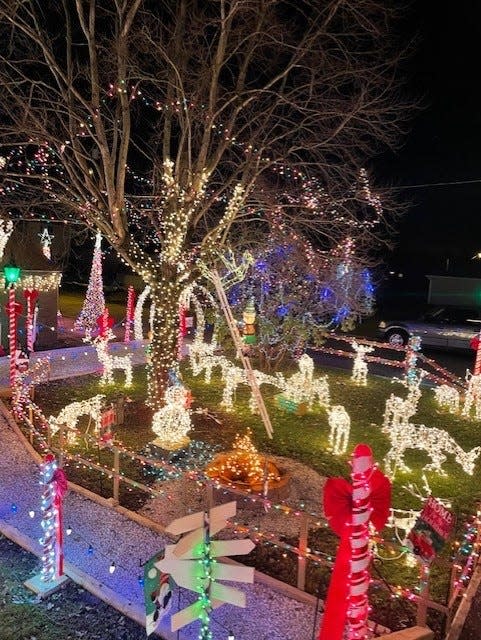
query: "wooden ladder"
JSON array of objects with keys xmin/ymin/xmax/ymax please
[{"xmin": 210, "ymin": 270, "xmax": 274, "ymax": 439}]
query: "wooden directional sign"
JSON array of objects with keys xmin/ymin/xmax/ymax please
[{"xmin": 156, "ymin": 501, "xmax": 255, "ymax": 634}]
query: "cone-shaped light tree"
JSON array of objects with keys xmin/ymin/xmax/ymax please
[
  {"xmin": 0, "ymin": 1, "xmax": 414, "ymax": 408},
  {"xmin": 75, "ymin": 233, "xmax": 106, "ymax": 334}
]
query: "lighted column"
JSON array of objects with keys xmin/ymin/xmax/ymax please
[
  {"xmin": 3, "ymin": 262, "xmax": 21, "ymax": 390},
  {"xmin": 24, "ymin": 289, "xmax": 39, "ymax": 354}
]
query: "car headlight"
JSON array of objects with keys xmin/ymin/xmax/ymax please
[{"xmin": 378, "ymin": 321, "xmax": 386, "ymax": 329}]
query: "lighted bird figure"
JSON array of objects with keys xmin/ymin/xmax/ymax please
[{"xmin": 241, "ymin": 298, "xmax": 257, "ymax": 345}]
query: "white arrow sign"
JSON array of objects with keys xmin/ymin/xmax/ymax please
[{"xmin": 156, "ymin": 501, "xmax": 255, "ymax": 634}]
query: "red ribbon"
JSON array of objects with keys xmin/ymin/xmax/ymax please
[
  {"xmin": 23, "ymin": 289, "xmax": 39, "ymax": 304},
  {"xmin": 318, "ymin": 469, "xmax": 390, "ymax": 640}
]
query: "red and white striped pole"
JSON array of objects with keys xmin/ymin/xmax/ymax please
[
  {"xmin": 8, "ymin": 286, "xmax": 17, "ymax": 390},
  {"xmin": 39, "ymin": 454, "xmax": 68, "ymax": 582},
  {"xmin": 347, "ymin": 444, "xmax": 374, "ymax": 640},
  {"xmin": 474, "ymin": 329, "xmax": 481, "ymax": 375},
  {"xmin": 24, "ymin": 289, "xmax": 39, "ymax": 354}
]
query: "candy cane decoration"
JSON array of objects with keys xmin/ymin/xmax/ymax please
[
  {"xmin": 177, "ymin": 303, "xmax": 187, "ymax": 360},
  {"xmin": 8, "ymin": 287, "xmax": 17, "ymax": 390},
  {"xmin": 124, "ymin": 286, "xmax": 135, "ymax": 343},
  {"xmin": 24, "ymin": 289, "xmax": 39, "ymax": 354},
  {"xmin": 39, "ymin": 454, "xmax": 68, "ymax": 582},
  {"xmin": 474, "ymin": 329, "xmax": 481, "ymax": 375},
  {"xmin": 347, "ymin": 445, "xmax": 374, "ymax": 639},
  {"xmin": 134, "ymin": 285, "xmax": 150, "ymax": 340}
]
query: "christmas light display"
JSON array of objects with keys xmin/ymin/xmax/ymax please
[
  {"xmin": 48, "ymin": 394, "xmax": 105, "ymax": 443},
  {"xmin": 23, "ymin": 289, "xmax": 39, "ymax": 353},
  {"xmin": 276, "ymin": 354, "xmax": 330, "ymax": 410},
  {"xmin": 0, "ymin": 219, "xmax": 13, "ymax": 259},
  {"xmin": 134, "ymin": 285, "xmax": 150, "ymax": 341},
  {"xmin": 434, "ymin": 384, "xmax": 460, "ymax": 413},
  {"xmin": 74, "ymin": 233, "xmax": 105, "ymax": 334},
  {"xmin": 382, "ymin": 420, "xmax": 481, "ymax": 477},
  {"xmin": 38, "ymin": 227, "xmax": 54, "ymax": 260},
  {"xmin": 404, "ymin": 335, "xmax": 422, "ymax": 385},
  {"xmin": 19, "ymin": 272, "xmax": 62, "ymax": 292},
  {"xmin": 124, "ymin": 285, "xmax": 135, "ymax": 343},
  {"xmin": 327, "ymin": 405, "xmax": 351, "ymax": 455},
  {"xmin": 462, "ymin": 370, "xmax": 481, "ymax": 419},
  {"xmin": 151, "ymin": 383, "xmax": 193, "ymax": 450},
  {"xmin": 38, "ymin": 454, "xmax": 68, "ymax": 582},
  {"xmin": 319, "ymin": 444, "xmax": 390, "ymax": 640},
  {"xmin": 350, "ymin": 341, "xmax": 374, "ymax": 386},
  {"xmin": 93, "ymin": 332, "xmax": 133, "ymax": 387},
  {"xmin": 220, "ymin": 363, "xmax": 279, "ymax": 413},
  {"xmin": 383, "ymin": 373, "xmax": 424, "ymax": 430}
]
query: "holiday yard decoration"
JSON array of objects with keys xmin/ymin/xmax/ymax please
[
  {"xmin": 151, "ymin": 381, "xmax": 193, "ymax": 450},
  {"xmin": 143, "ymin": 552, "xmax": 174, "ymax": 637},
  {"xmin": 275, "ymin": 353, "xmax": 330, "ymax": 413},
  {"xmin": 74, "ymin": 233, "xmax": 105, "ymax": 335},
  {"xmin": 241, "ymin": 298, "xmax": 257, "ymax": 345},
  {"xmin": 48, "ymin": 395, "xmax": 105, "ymax": 444},
  {"xmin": 38, "ymin": 227, "xmax": 54, "ymax": 260},
  {"xmin": 404, "ymin": 335, "xmax": 422, "ymax": 385},
  {"xmin": 0, "ymin": 218, "xmax": 13, "ymax": 259},
  {"xmin": 92, "ymin": 330, "xmax": 133, "ymax": 388},
  {"xmin": 350, "ymin": 340, "xmax": 374, "ymax": 386},
  {"xmin": 434, "ymin": 384, "xmax": 460, "ymax": 413},
  {"xmin": 124, "ymin": 285, "xmax": 136, "ymax": 343},
  {"xmin": 383, "ymin": 372, "xmax": 424, "ymax": 430},
  {"xmin": 406, "ymin": 496, "xmax": 455, "ymax": 565},
  {"xmin": 462, "ymin": 370, "xmax": 481, "ymax": 419},
  {"xmin": 319, "ymin": 444, "xmax": 390, "ymax": 640},
  {"xmin": 25, "ymin": 454, "xmax": 69, "ymax": 596},
  {"xmin": 134, "ymin": 285, "xmax": 150, "ymax": 341},
  {"xmin": 382, "ymin": 420, "xmax": 481, "ymax": 477},
  {"xmin": 156, "ymin": 502, "xmax": 255, "ymax": 639},
  {"xmin": 23, "ymin": 288, "xmax": 39, "ymax": 353},
  {"xmin": 327, "ymin": 405, "xmax": 351, "ymax": 455}
]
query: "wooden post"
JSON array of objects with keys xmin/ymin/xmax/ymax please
[
  {"xmin": 113, "ymin": 447, "xmax": 120, "ymax": 504},
  {"xmin": 58, "ymin": 425, "xmax": 65, "ymax": 467},
  {"xmin": 206, "ymin": 483, "xmax": 215, "ymax": 510},
  {"xmin": 297, "ymin": 512, "xmax": 309, "ymax": 591},
  {"xmin": 416, "ymin": 564, "xmax": 430, "ymax": 627}
]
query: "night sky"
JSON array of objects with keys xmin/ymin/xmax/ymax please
[{"xmin": 379, "ymin": 1, "xmax": 481, "ymax": 286}]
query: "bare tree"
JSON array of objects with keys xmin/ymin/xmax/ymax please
[{"xmin": 0, "ymin": 0, "xmax": 413, "ymax": 407}]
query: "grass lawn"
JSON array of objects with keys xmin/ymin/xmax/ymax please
[
  {"xmin": 29, "ymin": 356, "xmax": 481, "ymax": 637},
  {"xmin": 59, "ymin": 289, "xmax": 127, "ymax": 321}
]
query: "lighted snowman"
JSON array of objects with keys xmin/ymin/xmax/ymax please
[{"xmin": 151, "ymin": 383, "xmax": 193, "ymax": 450}]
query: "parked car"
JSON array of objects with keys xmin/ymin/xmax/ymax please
[{"xmin": 378, "ymin": 307, "xmax": 481, "ymax": 350}]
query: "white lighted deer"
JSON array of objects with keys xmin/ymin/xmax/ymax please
[
  {"xmin": 351, "ymin": 341, "xmax": 374, "ymax": 386},
  {"xmin": 220, "ymin": 364, "xmax": 279, "ymax": 412},
  {"xmin": 327, "ymin": 405, "xmax": 350, "ymax": 455},
  {"xmin": 93, "ymin": 332, "xmax": 133, "ymax": 387},
  {"xmin": 382, "ymin": 420, "xmax": 481, "ymax": 477},
  {"xmin": 462, "ymin": 370, "xmax": 481, "ymax": 419},
  {"xmin": 383, "ymin": 372, "xmax": 424, "ymax": 430},
  {"xmin": 276, "ymin": 354, "xmax": 330, "ymax": 409},
  {"xmin": 49, "ymin": 394, "xmax": 105, "ymax": 444},
  {"xmin": 434, "ymin": 384, "xmax": 460, "ymax": 413}
]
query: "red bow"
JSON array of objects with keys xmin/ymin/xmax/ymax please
[{"xmin": 23, "ymin": 289, "xmax": 39, "ymax": 305}]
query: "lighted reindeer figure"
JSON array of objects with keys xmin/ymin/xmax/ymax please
[
  {"xmin": 462, "ymin": 370, "xmax": 481, "ymax": 419},
  {"xmin": 276, "ymin": 354, "xmax": 330, "ymax": 409},
  {"xmin": 383, "ymin": 371, "xmax": 424, "ymax": 430},
  {"xmin": 49, "ymin": 394, "xmax": 105, "ymax": 444},
  {"xmin": 327, "ymin": 405, "xmax": 350, "ymax": 454},
  {"xmin": 351, "ymin": 340, "xmax": 374, "ymax": 386},
  {"xmin": 382, "ymin": 420, "xmax": 481, "ymax": 478},
  {"xmin": 434, "ymin": 384, "xmax": 460, "ymax": 414},
  {"xmin": 220, "ymin": 363, "xmax": 279, "ymax": 412},
  {"xmin": 92, "ymin": 330, "xmax": 133, "ymax": 387},
  {"xmin": 189, "ymin": 340, "xmax": 230, "ymax": 383}
]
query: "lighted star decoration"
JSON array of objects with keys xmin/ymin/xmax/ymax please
[{"xmin": 38, "ymin": 227, "xmax": 55, "ymax": 260}]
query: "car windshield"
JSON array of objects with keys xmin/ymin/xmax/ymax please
[{"xmin": 421, "ymin": 307, "xmax": 481, "ymax": 324}]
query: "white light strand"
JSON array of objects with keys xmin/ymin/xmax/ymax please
[
  {"xmin": 48, "ymin": 394, "xmax": 105, "ymax": 444},
  {"xmin": 351, "ymin": 341, "xmax": 374, "ymax": 386},
  {"xmin": 134, "ymin": 285, "xmax": 150, "ymax": 341},
  {"xmin": 434, "ymin": 384, "xmax": 460, "ymax": 414},
  {"xmin": 0, "ymin": 219, "xmax": 13, "ymax": 260},
  {"xmin": 151, "ymin": 384, "xmax": 192, "ymax": 449},
  {"xmin": 93, "ymin": 332, "xmax": 133, "ymax": 387},
  {"xmin": 327, "ymin": 405, "xmax": 350, "ymax": 455},
  {"xmin": 462, "ymin": 370, "xmax": 481, "ymax": 419}
]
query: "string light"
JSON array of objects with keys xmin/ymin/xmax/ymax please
[
  {"xmin": 462, "ymin": 370, "xmax": 481, "ymax": 419},
  {"xmin": 151, "ymin": 382, "xmax": 192, "ymax": 449},
  {"xmin": 0, "ymin": 219, "xmax": 13, "ymax": 259},
  {"xmin": 327, "ymin": 405, "xmax": 351, "ymax": 455},
  {"xmin": 383, "ymin": 373, "xmax": 424, "ymax": 431},
  {"xmin": 134, "ymin": 285, "xmax": 150, "ymax": 341},
  {"xmin": 48, "ymin": 395, "xmax": 105, "ymax": 443},
  {"xmin": 92, "ymin": 331, "xmax": 133, "ymax": 387},
  {"xmin": 38, "ymin": 227, "xmax": 54, "ymax": 260},
  {"xmin": 434, "ymin": 384, "xmax": 460, "ymax": 413},
  {"xmin": 351, "ymin": 341, "xmax": 374, "ymax": 386},
  {"xmin": 74, "ymin": 233, "xmax": 105, "ymax": 334},
  {"xmin": 275, "ymin": 354, "xmax": 330, "ymax": 412}
]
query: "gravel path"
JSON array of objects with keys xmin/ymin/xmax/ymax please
[{"xmin": 0, "ymin": 386, "xmax": 323, "ymax": 640}]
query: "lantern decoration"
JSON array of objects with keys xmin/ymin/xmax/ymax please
[
  {"xmin": 39, "ymin": 454, "xmax": 68, "ymax": 582},
  {"xmin": 124, "ymin": 285, "xmax": 135, "ymax": 343},
  {"xmin": 74, "ymin": 232, "xmax": 105, "ymax": 334},
  {"xmin": 318, "ymin": 444, "xmax": 390, "ymax": 640},
  {"xmin": 3, "ymin": 262, "xmax": 22, "ymax": 391},
  {"xmin": 23, "ymin": 289, "xmax": 39, "ymax": 353},
  {"xmin": 38, "ymin": 227, "xmax": 54, "ymax": 260},
  {"xmin": 241, "ymin": 298, "xmax": 257, "ymax": 345}
]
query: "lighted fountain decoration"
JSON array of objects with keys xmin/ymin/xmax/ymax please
[{"xmin": 205, "ymin": 429, "xmax": 289, "ymax": 496}]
